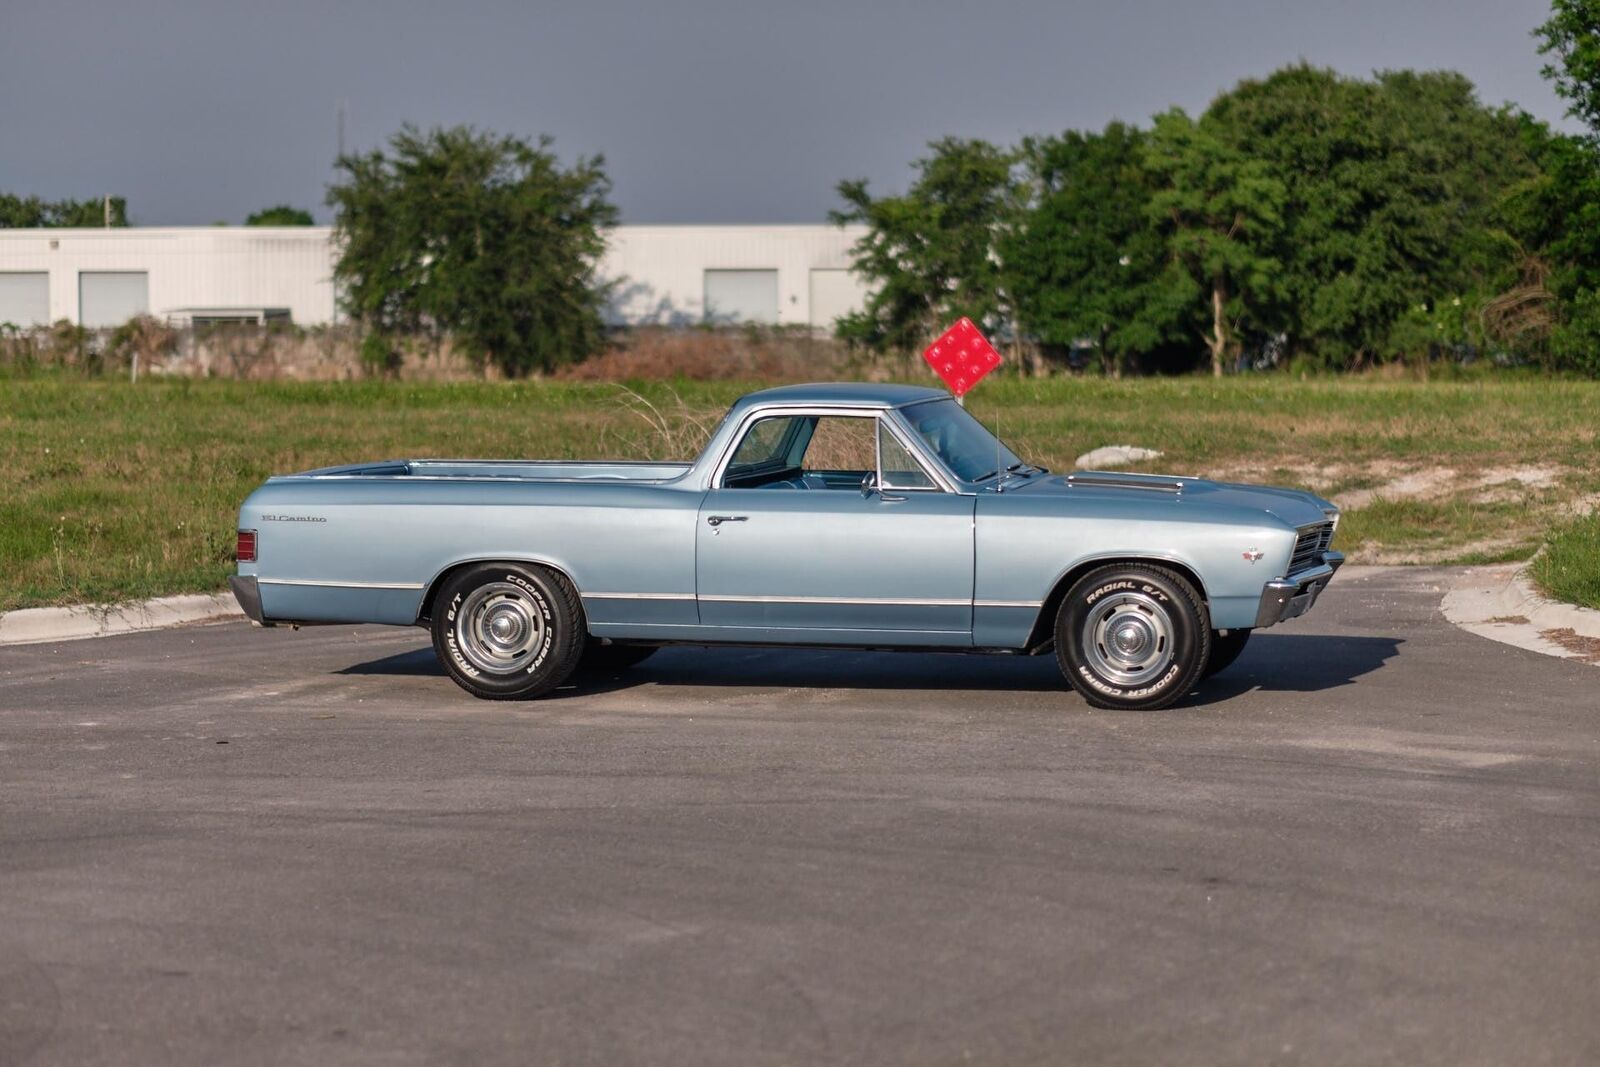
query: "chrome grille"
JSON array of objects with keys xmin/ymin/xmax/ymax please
[{"xmin": 1291, "ymin": 522, "xmax": 1334, "ymax": 574}]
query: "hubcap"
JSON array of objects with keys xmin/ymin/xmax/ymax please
[
  {"xmin": 455, "ymin": 582, "xmax": 547, "ymax": 675},
  {"xmin": 1083, "ymin": 591, "xmax": 1175, "ymax": 687}
]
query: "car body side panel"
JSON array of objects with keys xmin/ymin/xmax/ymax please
[
  {"xmin": 241, "ymin": 478, "xmax": 703, "ymax": 627},
  {"xmin": 693, "ymin": 487, "xmax": 976, "ymax": 643},
  {"xmin": 974, "ymin": 490, "xmax": 1299, "ymax": 645}
]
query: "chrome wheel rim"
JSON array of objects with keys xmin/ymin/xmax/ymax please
[
  {"xmin": 1082, "ymin": 591, "xmax": 1175, "ymax": 687},
  {"xmin": 455, "ymin": 582, "xmax": 546, "ymax": 675}
]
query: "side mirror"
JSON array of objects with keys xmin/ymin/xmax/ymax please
[{"xmin": 861, "ymin": 470, "xmax": 904, "ymax": 502}]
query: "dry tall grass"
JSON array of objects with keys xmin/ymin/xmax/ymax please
[{"xmin": 0, "ymin": 322, "xmax": 874, "ymax": 382}]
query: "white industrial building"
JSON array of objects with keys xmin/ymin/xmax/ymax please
[{"xmin": 0, "ymin": 224, "xmax": 870, "ymax": 332}]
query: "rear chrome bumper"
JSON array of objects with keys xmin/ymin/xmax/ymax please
[
  {"xmin": 228, "ymin": 575, "xmax": 272, "ymax": 626},
  {"xmin": 1253, "ymin": 551, "xmax": 1344, "ymax": 629}
]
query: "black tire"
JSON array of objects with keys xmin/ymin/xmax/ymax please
[
  {"xmin": 1203, "ymin": 629, "xmax": 1252, "ymax": 679},
  {"xmin": 430, "ymin": 562, "xmax": 586, "ymax": 700},
  {"xmin": 1055, "ymin": 563, "xmax": 1210, "ymax": 711},
  {"xmin": 578, "ymin": 640, "xmax": 658, "ymax": 676}
]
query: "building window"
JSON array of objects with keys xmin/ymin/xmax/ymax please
[{"xmin": 704, "ymin": 269, "xmax": 779, "ymax": 325}]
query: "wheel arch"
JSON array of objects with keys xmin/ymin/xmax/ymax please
[
  {"xmin": 416, "ymin": 556, "xmax": 585, "ymax": 626},
  {"xmin": 1023, "ymin": 554, "xmax": 1210, "ymax": 651}
]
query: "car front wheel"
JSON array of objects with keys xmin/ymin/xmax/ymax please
[
  {"xmin": 1055, "ymin": 563, "xmax": 1210, "ymax": 711},
  {"xmin": 431, "ymin": 562, "xmax": 586, "ymax": 700}
]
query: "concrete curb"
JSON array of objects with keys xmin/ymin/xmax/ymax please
[
  {"xmin": 1442, "ymin": 565, "xmax": 1600, "ymax": 664},
  {"xmin": 0, "ymin": 592, "xmax": 243, "ymax": 646},
  {"xmin": 1493, "ymin": 568, "xmax": 1600, "ymax": 639}
]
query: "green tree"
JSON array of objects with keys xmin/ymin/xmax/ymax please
[
  {"xmin": 1203, "ymin": 66, "xmax": 1536, "ymax": 368},
  {"xmin": 0, "ymin": 193, "xmax": 128, "ymax": 227},
  {"xmin": 1144, "ymin": 109, "xmax": 1285, "ymax": 376},
  {"xmin": 1005, "ymin": 123, "xmax": 1194, "ymax": 375},
  {"xmin": 831, "ymin": 137, "xmax": 1022, "ymax": 354},
  {"xmin": 1537, "ymin": 0, "xmax": 1600, "ymax": 136},
  {"xmin": 1513, "ymin": 0, "xmax": 1600, "ymax": 375},
  {"xmin": 246, "ymin": 205, "xmax": 315, "ymax": 226},
  {"xmin": 328, "ymin": 125, "xmax": 617, "ymax": 377}
]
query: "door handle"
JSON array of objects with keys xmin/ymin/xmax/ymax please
[{"xmin": 706, "ymin": 515, "xmax": 748, "ymax": 527}]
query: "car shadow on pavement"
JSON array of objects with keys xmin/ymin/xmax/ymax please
[
  {"xmin": 1182, "ymin": 633, "xmax": 1403, "ymax": 705},
  {"xmin": 339, "ymin": 632, "xmax": 1402, "ymax": 703}
]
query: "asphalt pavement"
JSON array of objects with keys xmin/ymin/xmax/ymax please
[{"xmin": 1, "ymin": 566, "xmax": 1596, "ymax": 1066}]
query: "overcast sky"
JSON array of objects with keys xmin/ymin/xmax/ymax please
[{"xmin": 0, "ymin": 0, "xmax": 1575, "ymax": 226}]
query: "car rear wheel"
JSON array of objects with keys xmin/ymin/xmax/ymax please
[
  {"xmin": 430, "ymin": 562, "xmax": 585, "ymax": 700},
  {"xmin": 1055, "ymin": 563, "xmax": 1210, "ymax": 711},
  {"xmin": 1203, "ymin": 628, "xmax": 1252, "ymax": 678}
]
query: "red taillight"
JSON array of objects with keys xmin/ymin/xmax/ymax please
[{"xmin": 236, "ymin": 530, "xmax": 257, "ymax": 562}]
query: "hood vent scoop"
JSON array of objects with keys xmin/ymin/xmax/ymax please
[{"xmin": 1060, "ymin": 472, "xmax": 1187, "ymax": 494}]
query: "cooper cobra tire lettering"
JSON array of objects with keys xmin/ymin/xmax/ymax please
[
  {"xmin": 1055, "ymin": 563, "xmax": 1211, "ymax": 712},
  {"xmin": 500, "ymin": 574, "xmax": 555, "ymax": 674},
  {"xmin": 429, "ymin": 562, "xmax": 586, "ymax": 701}
]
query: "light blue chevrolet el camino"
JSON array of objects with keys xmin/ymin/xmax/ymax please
[{"xmin": 230, "ymin": 383, "xmax": 1343, "ymax": 709}]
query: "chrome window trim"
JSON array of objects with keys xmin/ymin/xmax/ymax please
[
  {"xmin": 708, "ymin": 404, "xmax": 962, "ymax": 495},
  {"xmin": 875, "ymin": 415, "xmax": 946, "ymax": 493},
  {"xmin": 257, "ymin": 578, "xmax": 424, "ymax": 590}
]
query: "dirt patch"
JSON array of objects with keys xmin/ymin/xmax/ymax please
[
  {"xmin": 1361, "ymin": 536, "xmax": 1536, "ymax": 566},
  {"xmin": 1336, "ymin": 468, "xmax": 1457, "ymax": 509},
  {"xmin": 1540, "ymin": 628, "xmax": 1600, "ymax": 663},
  {"xmin": 1486, "ymin": 615, "xmax": 1531, "ymax": 625},
  {"xmin": 1558, "ymin": 492, "xmax": 1600, "ymax": 518},
  {"xmin": 1208, "ymin": 461, "xmax": 1579, "ymax": 511},
  {"xmin": 1209, "ymin": 458, "xmax": 1411, "ymax": 498}
]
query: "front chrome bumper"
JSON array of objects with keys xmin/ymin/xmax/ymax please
[
  {"xmin": 1253, "ymin": 551, "xmax": 1344, "ymax": 629},
  {"xmin": 229, "ymin": 575, "xmax": 272, "ymax": 626}
]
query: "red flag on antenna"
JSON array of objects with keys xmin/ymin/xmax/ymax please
[{"xmin": 923, "ymin": 318, "xmax": 1002, "ymax": 397}]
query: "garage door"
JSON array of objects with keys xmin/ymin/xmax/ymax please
[
  {"xmin": 704, "ymin": 269, "xmax": 778, "ymax": 325},
  {"xmin": 79, "ymin": 271, "xmax": 149, "ymax": 327},
  {"xmin": 0, "ymin": 272, "xmax": 50, "ymax": 327},
  {"xmin": 809, "ymin": 269, "xmax": 866, "ymax": 333}
]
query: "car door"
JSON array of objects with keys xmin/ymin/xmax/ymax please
[{"xmin": 695, "ymin": 410, "xmax": 975, "ymax": 645}]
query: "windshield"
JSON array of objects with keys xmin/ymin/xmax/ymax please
[{"xmin": 899, "ymin": 399, "xmax": 1024, "ymax": 482}]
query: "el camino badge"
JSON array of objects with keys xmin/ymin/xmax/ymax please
[
  {"xmin": 1242, "ymin": 549, "xmax": 1264, "ymax": 563},
  {"xmin": 261, "ymin": 514, "xmax": 327, "ymax": 523}
]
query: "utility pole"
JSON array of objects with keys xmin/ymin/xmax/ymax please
[
  {"xmin": 336, "ymin": 100, "xmax": 346, "ymax": 161},
  {"xmin": 104, "ymin": 195, "xmax": 111, "ymax": 228}
]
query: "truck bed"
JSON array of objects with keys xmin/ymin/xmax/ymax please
[{"xmin": 287, "ymin": 459, "xmax": 694, "ymax": 483}]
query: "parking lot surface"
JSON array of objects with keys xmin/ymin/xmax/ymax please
[{"xmin": 1, "ymin": 566, "xmax": 1596, "ymax": 1065}]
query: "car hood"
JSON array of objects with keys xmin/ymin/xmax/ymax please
[{"xmin": 1007, "ymin": 470, "xmax": 1336, "ymax": 529}]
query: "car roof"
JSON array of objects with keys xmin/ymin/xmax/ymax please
[{"xmin": 733, "ymin": 382, "xmax": 950, "ymax": 411}]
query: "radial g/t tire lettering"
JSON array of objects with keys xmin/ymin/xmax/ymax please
[
  {"xmin": 430, "ymin": 562, "xmax": 586, "ymax": 700},
  {"xmin": 1055, "ymin": 563, "xmax": 1210, "ymax": 711}
]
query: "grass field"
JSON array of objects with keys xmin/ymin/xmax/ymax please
[
  {"xmin": 2, "ymin": 375, "xmax": 1597, "ymax": 613},
  {"xmin": 1532, "ymin": 515, "xmax": 1600, "ymax": 612}
]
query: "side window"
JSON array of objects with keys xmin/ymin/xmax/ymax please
[
  {"xmin": 879, "ymin": 421, "xmax": 938, "ymax": 490},
  {"xmin": 724, "ymin": 416, "xmax": 801, "ymax": 485},
  {"xmin": 800, "ymin": 416, "xmax": 875, "ymax": 474}
]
